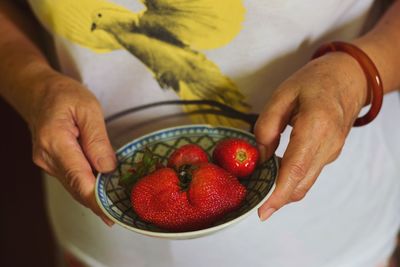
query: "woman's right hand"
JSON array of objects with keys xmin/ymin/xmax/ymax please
[{"xmin": 29, "ymin": 71, "xmax": 116, "ymax": 226}]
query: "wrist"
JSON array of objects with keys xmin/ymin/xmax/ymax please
[
  {"xmin": 353, "ymin": 33, "xmax": 400, "ymax": 94},
  {"xmin": 19, "ymin": 62, "xmax": 60, "ymax": 126}
]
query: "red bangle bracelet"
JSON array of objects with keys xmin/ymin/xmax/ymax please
[{"xmin": 312, "ymin": 41, "xmax": 384, "ymax": 127}]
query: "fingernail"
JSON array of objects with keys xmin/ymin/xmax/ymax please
[
  {"xmin": 102, "ymin": 216, "xmax": 114, "ymax": 227},
  {"xmin": 259, "ymin": 208, "xmax": 276, "ymax": 221},
  {"xmin": 97, "ymin": 156, "xmax": 116, "ymax": 173}
]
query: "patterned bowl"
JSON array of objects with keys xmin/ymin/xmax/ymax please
[{"xmin": 95, "ymin": 125, "xmax": 278, "ymax": 239}]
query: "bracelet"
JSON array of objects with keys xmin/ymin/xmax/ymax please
[{"xmin": 312, "ymin": 41, "xmax": 383, "ymax": 127}]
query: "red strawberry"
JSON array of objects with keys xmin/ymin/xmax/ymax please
[
  {"xmin": 213, "ymin": 138, "xmax": 259, "ymax": 178},
  {"xmin": 131, "ymin": 163, "xmax": 246, "ymax": 231},
  {"xmin": 188, "ymin": 163, "xmax": 247, "ymax": 219},
  {"xmin": 167, "ymin": 144, "xmax": 209, "ymax": 169}
]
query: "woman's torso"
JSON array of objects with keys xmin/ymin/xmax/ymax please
[{"xmin": 28, "ymin": 1, "xmax": 400, "ymax": 266}]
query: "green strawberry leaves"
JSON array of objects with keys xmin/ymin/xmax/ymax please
[{"xmin": 119, "ymin": 148, "xmax": 162, "ymax": 190}]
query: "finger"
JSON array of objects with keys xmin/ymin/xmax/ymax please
[
  {"xmin": 51, "ymin": 132, "xmax": 114, "ymax": 226},
  {"xmin": 75, "ymin": 103, "xmax": 116, "ymax": 173},
  {"xmin": 257, "ymin": 114, "xmax": 322, "ymax": 221},
  {"xmin": 32, "ymin": 145, "xmax": 59, "ymax": 177},
  {"xmin": 254, "ymin": 89, "xmax": 296, "ymax": 159},
  {"xmin": 86, "ymin": 183, "xmax": 115, "ymax": 227},
  {"xmin": 291, "ymin": 164, "xmax": 324, "ymax": 202}
]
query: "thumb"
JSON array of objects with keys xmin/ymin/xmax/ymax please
[
  {"xmin": 76, "ymin": 103, "xmax": 117, "ymax": 173},
  {"xmin": 254, "ymin": 90, "xmax": 295, "ymax": 159}
]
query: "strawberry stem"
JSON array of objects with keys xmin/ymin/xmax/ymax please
[
  {"xmin": 177, "ymin": 164, "xmax": 197, "ymax": 191},
  {"xmin": 236, "ymin": 150, "xmax": 248, "ymax": 163}
]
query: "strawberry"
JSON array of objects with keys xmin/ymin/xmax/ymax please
[
  {"xmin": 167, "ymin": 144, "xmax": 209, "ymax": 169},
  {"xmin": 212, "ymin": 138, "xmax": 259, "ymax": 178},
  {"xmin": 188, "ymin": 163, "xmax": 247, "ymax": 219},
  {"xmin": 130, "ymin": 163, "xmax": 246, "ymax": 231}
]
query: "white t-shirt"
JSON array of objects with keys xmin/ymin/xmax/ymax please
[{"xmin": 28, "ymin": 1, "xmax": 400, "ymax": 266}]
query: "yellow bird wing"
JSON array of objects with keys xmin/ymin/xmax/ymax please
[
  {"xmin": 29, "ymin": 0, "xmax": 122, "ymax": 52},
  {"xmin": 137, "ymin": 0, "xmax": 245, "ymax": 50},
  {"xmin": 114, "ymin": 31, "xmax": 250, "ymax": 128}
]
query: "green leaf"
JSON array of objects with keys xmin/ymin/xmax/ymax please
[{"xmin": 118, "ymin": 148, "xmax": 163, "ymax": 189}]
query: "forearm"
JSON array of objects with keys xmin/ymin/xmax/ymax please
[
  {"xmin": 0, "ymin": 2, "xmax": 55, "ymax": 123},
  {"xmin": 353, "ymin": 0, "xmax": 400, "ymax": 93}
]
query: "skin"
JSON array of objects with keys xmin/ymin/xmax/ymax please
[
  {"xmin": 255, "ymin": 0, "xmax": 400, "ymax": 220},
  {"xmin": 0, "ymin": 2, "xmax": 116, "ymax": 226},
  {"xmin": 0, "ymin": 1, "xmax": 399, "ymax": 226}
]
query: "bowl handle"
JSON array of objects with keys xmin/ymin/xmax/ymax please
[{"xmin": 105, "ymin": 100, "xmax": 260, "ymax": 133}]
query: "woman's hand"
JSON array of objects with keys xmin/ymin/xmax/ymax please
[
  {"xmin": 255, "ymin": 52, "xmax": 368, "ymax": 221},
  {"xmin": 29, "ymin": 71, "xmax": 116, "ymax": 226}
]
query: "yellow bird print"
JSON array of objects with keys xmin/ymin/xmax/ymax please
[{"xmin": 30, "ymin": 0, "xmax": 249, "ymax": 126}]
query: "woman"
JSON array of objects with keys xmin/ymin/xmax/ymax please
[{"xmin": 1, "ymin": 0, "xmax": 399, "ymax": 266}]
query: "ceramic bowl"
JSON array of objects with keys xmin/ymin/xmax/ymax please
[{"xmin": 96, "ymin": 125, "xmax": 278, "ymax": 239}]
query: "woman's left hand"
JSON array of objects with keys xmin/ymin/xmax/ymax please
[{"xmin": 255, "ymin": 51, "xmax": 368, "ymax": 221}]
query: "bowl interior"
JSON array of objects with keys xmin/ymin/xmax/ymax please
[{"xmin": 96, "ymin": 125, "xmax": 277, "ymax": 236}]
